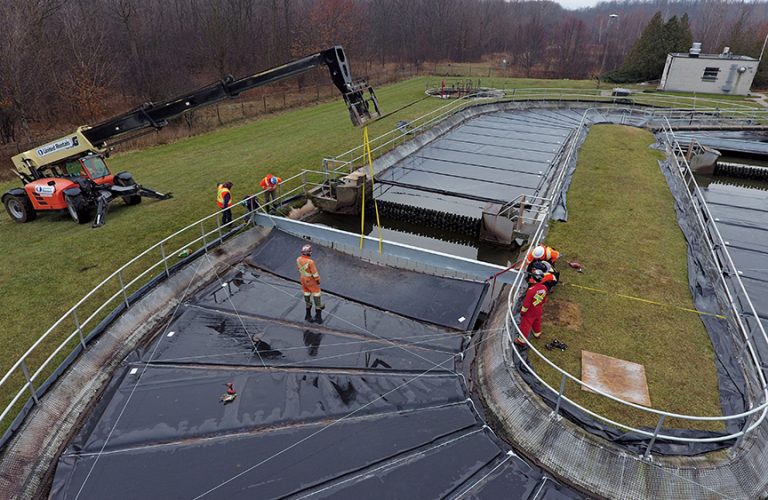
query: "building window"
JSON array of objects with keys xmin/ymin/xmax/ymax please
[{"xmin": 702, "ymin": 67, "xmax": 720, "ymax": 82}]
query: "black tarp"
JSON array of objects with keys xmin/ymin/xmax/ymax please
[
  {"xmin": 246, "ymin": 229, "xmax": 487, "ymax": 331},
  {"xmin": 139, "ymin": 305, "xmax": 458, "ymax": 372},
  {"xmin": 51, "ymin": 233, "xmax": 581, "ymax": 499},
  {"xmin": 194, "ymin": 271, "xmax": 465, "ymax": 353},
  {"xmin": 54, "ymin": 403, "xmax": 482, "ymax": 499}
]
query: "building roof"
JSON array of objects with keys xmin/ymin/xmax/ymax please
[{"xmin": 670, "ymin": 52, "xmax": 758, "ymax": 62}]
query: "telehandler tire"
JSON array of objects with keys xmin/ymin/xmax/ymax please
[
  {"xmin": 115, "ymin": 171, "xmax": 142, "ymax": 205},
  {"xmin": 3, "ymin": 195, "xmax": 36, "ymax": 223},
  {"xmin": 65, "ymin": 194, "xmax": 92, "ymax": 224},
  {"xmin": 124, "ymin": 194, "xmax": 142, "ymax": 205}
]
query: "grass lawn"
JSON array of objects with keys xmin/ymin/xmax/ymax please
[
  {"xmin": 0, "ymin": 74, "xmax": 745, "ymax": 431},
  {"xmin": 531, "ymin": 125, "xmax": 722, "ymax": 431}
]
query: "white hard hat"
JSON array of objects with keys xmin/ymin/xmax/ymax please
[
  {"xmin": 301, "ymin": 244, "xmax": 312, "ymax": 256},
  {"xmin": 532, "ymin": 245, "xmax": 545, "ymax": 260}
]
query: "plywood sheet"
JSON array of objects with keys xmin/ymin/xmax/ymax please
[{"xmin": 581, "ymin": 351, "xmax": 651, "ymax": 407}]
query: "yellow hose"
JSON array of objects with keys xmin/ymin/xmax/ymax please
[{"xmin": 360, "ymin": 126, "xmax": 383, "ymax": 253}]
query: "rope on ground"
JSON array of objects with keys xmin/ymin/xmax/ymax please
[
  {"xmin": 190, "ymin": 326, "xmax": 503, "ymax": 500},
  {"xmin": 74, "ymin": 257, "xmax": 207, "ymax": 500},
  {"xmin": 148, "ymin": 321, "xmax": 506, "ymax": 369},
  {"xmin": 151, "ymin": 333, "xmax": 461, "ymax": 372},
  {"xmin": 453, "ymin": 452, "xmax": 517, "ymax": 499},
  {"xmin": 208, "ymin": 259, "xmax": 465, "ymax": 373},
  {"xmin": 203, "ymin": 252, "xmax": 268, "ymax": 369},
  {"xmin": 294, "ymin": 428, "xmax": 486, "ymax": 499},
  {"xmin": 249, "ymin": 272, "xmax": 458, "ymax": 374},
  {"xmin": 567, "ymin": 283, "xmax": 727, "ymax": 319},
  {"xmin": 191, "ymin": 354, "xmax": 458, "ymax": 499}
]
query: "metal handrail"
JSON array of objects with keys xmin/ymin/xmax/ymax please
[
  {"xmin": 324, "ymin": 89, "xmax": 768, "ymax": 178},
  {"xmin": 504, "ymin": 108, "xmax": 768, "ymax": 450},
  {"xmin": 2, "ymin": 93, "xmax": 767, "ymax": 449}
]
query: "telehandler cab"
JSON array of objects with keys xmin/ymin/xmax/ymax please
[{"xmin": 2, "ymin": 46, "xmax": 379, "ymax": 227}]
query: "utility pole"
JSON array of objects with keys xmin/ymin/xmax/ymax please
[
  {"xmin": 760, "ymin": 31, "xmax": 768, "ymax": 64},
  {"xmin": 599, "ymin": 14, "xmax": 619, "ymax": 80}
]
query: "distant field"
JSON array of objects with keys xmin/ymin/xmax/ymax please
[{"xmin": 0, "ymin": 74, "xmax": 753, "ymax": 431}]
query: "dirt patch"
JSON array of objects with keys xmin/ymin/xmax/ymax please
[{"xmin": 543, "ymin": 297, "xmax": 582, "ymax": 330}]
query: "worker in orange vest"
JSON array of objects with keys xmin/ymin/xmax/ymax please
[
  {"xmin": 297, "ymin": 243, "xmax": 324, "ymax": 323},
  {"xmin": 216, "ymin": 181, "xmax": 233, "ymax": 225},
  {"xmin": 260, "ymin": 174, "xmax": 282, "ymax": 211},
  {"xmin": 525, "ymin": 244, "xmax": 560, "ymax": 268},
  {"xmin": 515, "ymin": 269, "xmax": 548, "ymax": 346}
]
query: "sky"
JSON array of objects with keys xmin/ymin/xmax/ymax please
[{"xmin": 554, "ymin": 0, "xmax": 604, "ymax": 10}]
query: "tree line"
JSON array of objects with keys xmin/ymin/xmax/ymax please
[{"xmin": 1, "ymin": 0, "xmax": 767, "ymax": 147}]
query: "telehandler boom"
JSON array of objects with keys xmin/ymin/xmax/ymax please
[{"xmin": 3, "ymin": 46, "xmax": 379, "ymax": 227}]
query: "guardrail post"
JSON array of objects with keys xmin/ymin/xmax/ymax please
[
  {"xmin": 73, "ymin": 309, "xmax": 86, "ymax": 350},
  {"xmin": 216, "ymin": 213, "xmax": 224, "ymax": 242},
  {"xmin": 734, "ymin": 411, "xmax": 755, "ymax": 451},
  {"xmin": 21, "ymin": 360, "xmax": 39, "ymax": 404},
  {"xmin": 117, "ymin": 270, "xmax": 130, "ymax": 308},
  {"xmin": 200, "ymin": 221, "xmax": 208, "ymax": 253},
  {"xmin": 643, "ymin": 415, "xmax": 666, "ymax": 461},
  {"xmin": 515, "ymin": 195, "xmax": 526, "ymax": 231},
  {"xmin": 160, "ymin": 241, "xmax": 170, "ymax": 278},
  {"xmin": 553, "ymin": 373, "xmax": 567, "ymax": 416}
]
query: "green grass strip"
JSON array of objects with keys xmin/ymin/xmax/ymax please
[{"xmin": 533, "ymin": 124, "xmax": 723, "ymax": 431}]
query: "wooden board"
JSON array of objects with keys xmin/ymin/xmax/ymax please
[{"xmin": 581, "ymin": 351, "xmax": 651, "ymax": 407}]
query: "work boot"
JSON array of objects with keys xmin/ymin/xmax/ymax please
[
  {"xmin": 314, "ymin": 309, "xmax": 323, "ymax": 324},
  {"xmin": 305, "ymin": 308, "xmax": 314, "ymax": 323}
]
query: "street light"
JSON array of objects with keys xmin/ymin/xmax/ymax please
[
  {"xmin": 759, "ymin": 31, "xmax": 768, "ymax": 64},
  {"xmin": 599, "ymin": 14, "xmax": 619, "ymax": 79}
]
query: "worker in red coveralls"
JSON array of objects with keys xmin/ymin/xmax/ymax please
[
  {"xmin": 297, "ymin": 243, "xmax": 324, "ymax": 324},
  {"xmin": 514, "ymin": 268, "xmax": 548, "ymax": 346},
  {"xmin": 259, "ymin": 174, "xmax": 282, "ymax": 212}
]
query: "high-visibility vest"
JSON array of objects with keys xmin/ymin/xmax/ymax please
[
  {"xmin": 216, "ymin": 185, "xmax": 231, "ymax": 208},
  {"xmin": 521, "ymin": 282, "xmax": 548, "ymax": 313},
  {"xmin": 296, "ymin": 255, "xmax": 319, "ymax": 279},
  {"xmin": 526, "ymin": 245, "xmax": 560, "ymax": 265}
]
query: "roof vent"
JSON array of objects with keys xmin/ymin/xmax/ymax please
[
  {"xmin": 722, "ymin": 46, "xmax": 731, "ymax": 57},
  {"xmin": 689, "ymin": 42, "xmax": 702, "ymax": 58}
]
